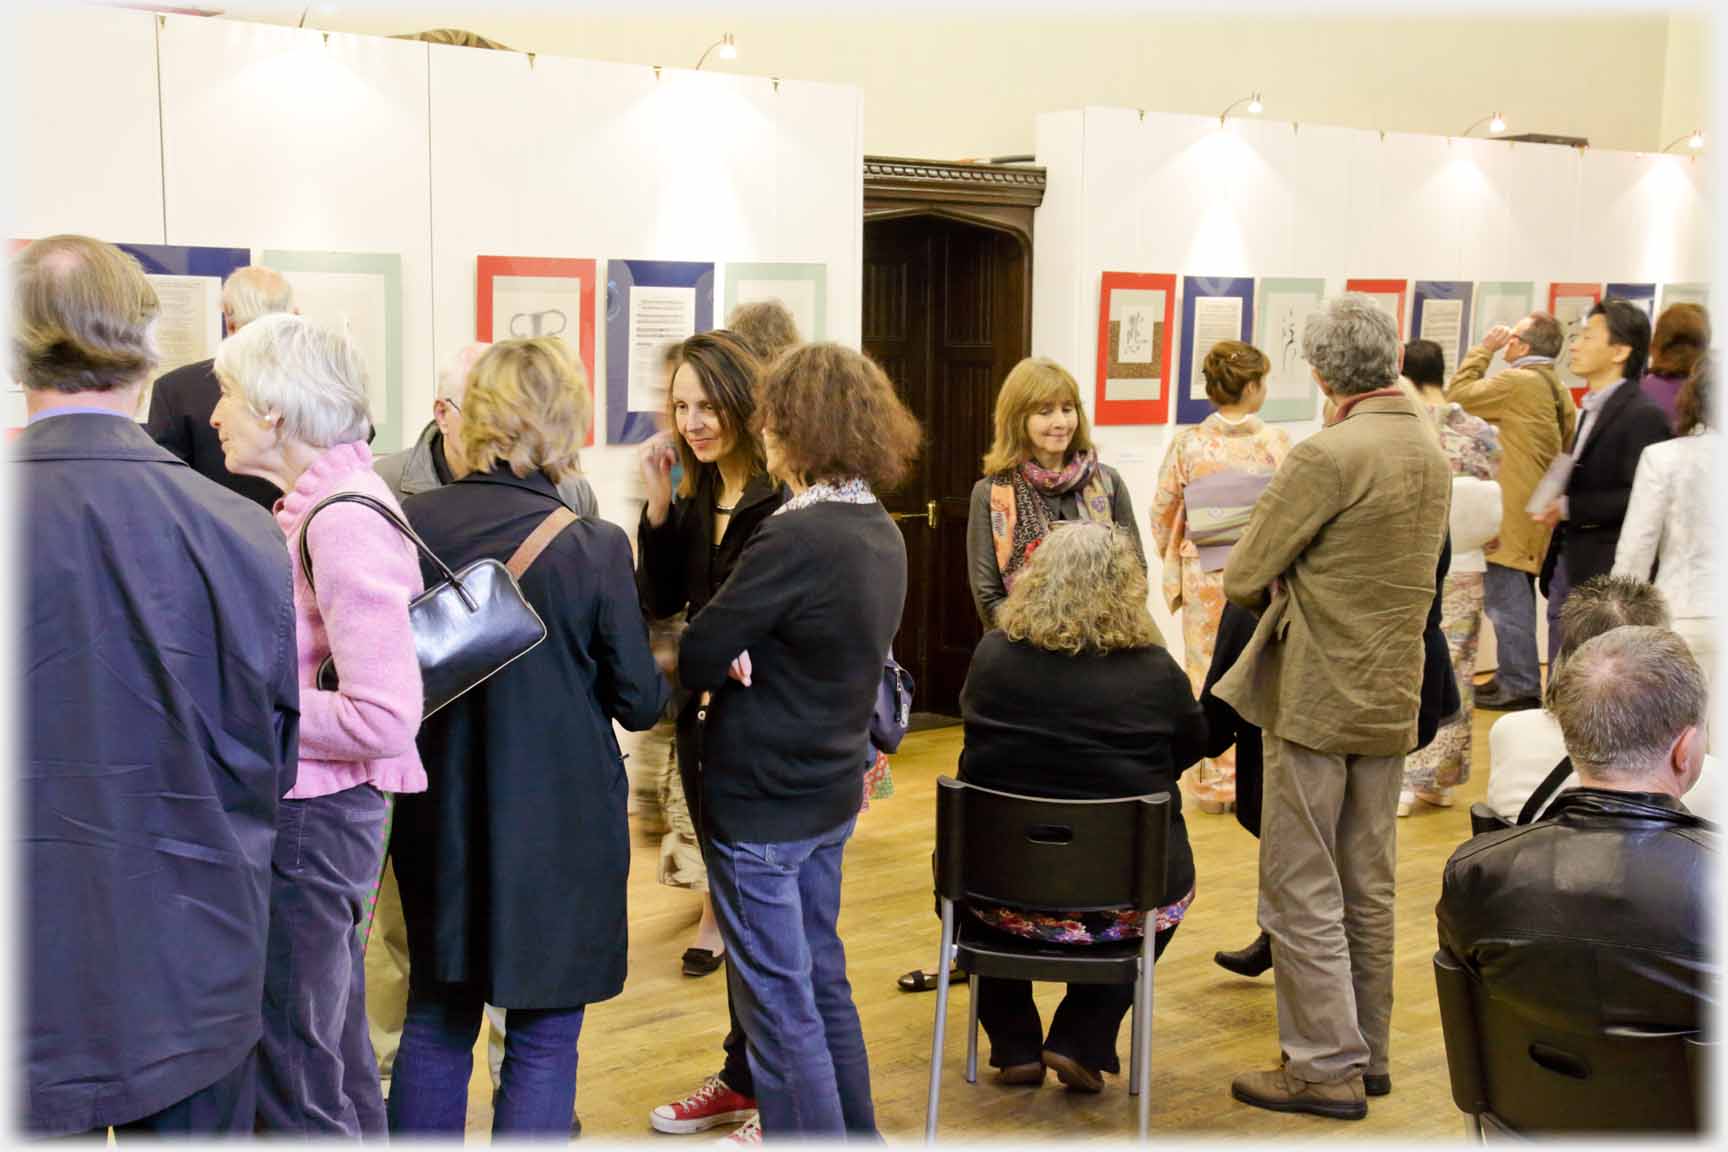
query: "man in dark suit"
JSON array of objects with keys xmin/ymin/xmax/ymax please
[
  {"xmin": 1534, "ymin": 298, "xmax": 1671, "ymax": 663},
  {"xmin": 15, "ymin": 235, "xmax": 300, "ymax": 1136},
  {"xmin": 144, "ymin": 264, "xmax": 295, "ymax": 508}
]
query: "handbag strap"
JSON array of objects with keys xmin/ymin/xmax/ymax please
[
  {"xmin": 297, "ymin": 491, "xmax": 462, "ymax": 599},
  {"xmin": 506, "ymin": 507, "xmax": 578, "ymax": 579},
  {"xmin": 1517, "ymin": 756, "xmax": 1575, "ymax": 826}
]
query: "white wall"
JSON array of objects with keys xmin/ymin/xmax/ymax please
[
  {"xmin": 250, "ymin": 6, "xmax": 1696, "ymax": 156},
  {"xmin": 1034, "ymin": 106, "xmax": 1710, "ymax": 670},
  {"xmin": 6, "ymin": 7, "xmax": 864, "ymax": 534}
]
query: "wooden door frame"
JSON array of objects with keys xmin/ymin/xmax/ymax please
[{"xmin": 863, "ymin": 157, "xmax": 1045, "ymax": 349}]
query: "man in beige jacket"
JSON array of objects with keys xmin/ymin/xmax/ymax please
[
  {"xmin": 1216, "ymin": 294, "xmax": 1451, "ymax": 1120},
  {"xmin": 1445, "ymin": 313, "xmax": 1577, "ymax": 710}
]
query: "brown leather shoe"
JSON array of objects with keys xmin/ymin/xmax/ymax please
[
  {"xmin": 1231, "ymin": 1065, "xmax": 1366, "ymax": 1120},
  {"xmin": 1042, "ymin": 1049, "xmax": 1104, "ymax": 1093},
  {"xmin": 994, "ymin": 1062, "xmax": 1046, "ymax": 1086}
]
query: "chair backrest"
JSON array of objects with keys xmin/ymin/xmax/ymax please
[
  {"xmin": 934, "ymin": 776, "xmax": 1170, "ymax": 914},
  {"xmin": 1433, "ymin": 946, "xmax": 1704, "ymax": 1134}
]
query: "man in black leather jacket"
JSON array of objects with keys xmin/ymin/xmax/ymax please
[{"xmin": 1438, "ymin": 625, "xmax": 1717, "ymax": 1036}]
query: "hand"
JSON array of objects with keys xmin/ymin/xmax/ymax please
[
  {"xmin": 652, "ymin": 636, "xmax": 677, "ymax": 676},
  {"xmin": 1480, "ymin": 325, "xmax": 1513, "ymax": 353},
  {"xmin": 639, "ymin": 432, "xmax": 676, "ymax": 526},
  {"xmin": 727, "ymin": 650, "xmax": 753, "ymax": 687},
  {"xmin": 1483, "ymin": 536, "xmax": 1501, "ymax": 554},
  {"xmin": 1532, "ymin": 500, "xmax": 1562, "ymax": 529}
]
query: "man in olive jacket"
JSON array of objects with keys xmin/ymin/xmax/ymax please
[
  {"xmin": 1446, "ymin": 312, "xmax": 1577, "ymax": 710},
  {"xmin": 1215, "ymin": 294, "xmax": 1451, "ymax": 1121}
]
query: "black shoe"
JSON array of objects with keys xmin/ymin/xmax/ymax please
[
  {"xmin": 682, "ymin": 947, "xmax": 725, "ymax": 976},
  {"xmin": 1214, "ymin": 931, "xmax": 1273, "ymax": 978},
  {"xmin": 1474, "ymin": 683, "xmax": 1541, "ymax": 711},
  {"xmin": 1364, "ymin": 1073, "xmax": 1390, "ymax": 1097}
]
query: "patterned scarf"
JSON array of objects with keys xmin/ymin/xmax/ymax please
[{"xmin": 989, "ymin": 451, "xmax": 1113, "ymax": 592}]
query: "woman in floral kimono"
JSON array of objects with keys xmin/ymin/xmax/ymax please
[{"xmin": 1149, "ymin": 341, "xmax": 1290, "ymax": 813}]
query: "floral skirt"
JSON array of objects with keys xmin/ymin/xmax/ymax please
[
  {"xmin": 969, "ymin": 885, "xmax": 1196, "ymax": 946},
  {"xmin": 1405, "ymin": 571, "xmax": 1486, "ymax": 792},
  {"xmin": 1180, "ymin": 559, "xmax": 1236, "ymax": 798}
]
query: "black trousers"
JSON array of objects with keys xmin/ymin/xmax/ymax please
[
  {"xmin": 975, "ymin": 924, "xmax": 1176, "ymax": 1076},
  {"xmin": 676, "ymin": 706, "xmax": 754, "ymax": 1099}
]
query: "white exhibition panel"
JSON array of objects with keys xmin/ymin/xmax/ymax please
[
  {"xmin": 428, "ymin": 45, "xmax": 863, "ymax": 529},
  {"xmin": 1033, "ymin": 106, "xmax": 1708, "ymax": 669},
  {"xmin": 157, "ymin": 16, "xmax": 434, "ymax": 456},
  {"xmin": 10, "ymin": 6, "xmax": 165, "ymax": 246}
]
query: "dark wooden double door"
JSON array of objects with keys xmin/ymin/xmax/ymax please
[{"xmin": 865, "ymin": 214, "xmax": 1029, "ymax": 717}]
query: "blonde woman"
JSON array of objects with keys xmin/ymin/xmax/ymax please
[
  {"xmin": 1149, "ymin": 340, "xmax": 1290, "ymax": 813},
  {"xmin": 966, "ymin": 357, "xmax": 1144, "ymax": 628},
  {"xmin": 958, "ymin": 522, "xmax": 1205, "ymax": 1091},
  {"xmin": 389, "ymin": 337, "xmax": 669, "ymax": 1136}
]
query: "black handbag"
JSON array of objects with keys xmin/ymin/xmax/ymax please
[{"xmin": 299, "ymin": 492, "xmax": 573, "ymax": 717}]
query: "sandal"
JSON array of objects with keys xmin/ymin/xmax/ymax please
[{"xmin": 897, "ymin": 966, "xmax": 962, "ymax": 993}]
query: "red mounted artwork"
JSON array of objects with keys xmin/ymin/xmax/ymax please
[
  {"xmin": 1095, "ymin": 271, "xmax": 1177, "ymax": 426},
  {"xmin": 1548, "ymin": 282, "xmax": 1603, "ymax": 405},
  {"xmin": 1344, "ymin": 278, "xmax": 1409, "ymax": 339},
  {"xmin": 476, "ymin": 256, "xmax": 598, "ymax": 446}
]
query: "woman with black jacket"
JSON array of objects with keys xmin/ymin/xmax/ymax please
[
  {"xmin": 678, "ymin": 342, "xmax": 921, "ymax": 1139},
  {"xmin": 637, "ymin": 330, "xmax": 787, "ymax": 1139}
]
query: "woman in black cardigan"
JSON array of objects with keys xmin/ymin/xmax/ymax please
[
  {"xmin": 678, "ymin": 343, "xmax": 921, "ymax": 1140},
  {"xmin": 390, "ymin": 338, "xmax": 669, "ymax": 1136},
  {"xmin": 636, "ymin": 330, "xmax": 786, "ymax": 1136},
  {"xmin": 957, "ymin": 521, "xmax": 1207, "ymax": 1093}
]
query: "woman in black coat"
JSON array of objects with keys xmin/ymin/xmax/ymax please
[
  {"xmin": 636, "ymin": 331, "xmax": 787, "ymax": 1138},
  {"xmin": 957, "ymin": 521, "xmax": 1207, "ymax": 1093},
  {"xmin": 389, "ymin": 338, "xmax": 669, "ymax": 1137}
]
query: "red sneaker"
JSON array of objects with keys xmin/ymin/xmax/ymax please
[{"xmin": 650, "ymin": 1075, "xmax": 758, "ymax": 1134}]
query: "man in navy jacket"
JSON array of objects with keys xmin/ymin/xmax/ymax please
[{"xmin": 15, "ymin": 235, "xmax": 300, "ymax": 1135}]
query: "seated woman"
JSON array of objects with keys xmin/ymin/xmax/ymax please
[{"xmin": 957, "ymin": 521, "xmax": 1205, "ymax": 1093}]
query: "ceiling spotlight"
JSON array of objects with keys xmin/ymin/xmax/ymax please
[
  {"xmin": 1220, "ymin": 91, "xmax": 1264, "ymax": 124},
  {"xmin": 696, "ymin": 32, "xmax": 737, "ymax": 70},
  {"xmin": 1461, "ymin": 112, "xmax": 1508, "ymax": 138},
  {"xmin": 1661, "ymin": 129, "xmax": 1707, "ymax": 154}
]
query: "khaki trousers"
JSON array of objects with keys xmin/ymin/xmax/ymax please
[
  {"xmin": 1257, "ymin": 732, "xmax": 1403, "ymax": 1084},
  {"xmin": 364, "ymin": 858, "xmax": 411, "ymax": 1083}
]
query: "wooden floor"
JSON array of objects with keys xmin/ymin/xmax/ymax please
[{"xmin": 457, "ymin": 707, "xmax": 1504, "ymax": 1141}]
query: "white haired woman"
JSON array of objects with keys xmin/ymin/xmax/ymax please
[
  {"xmin": 211, "ymin": 313, "xmax": 426, "ymax": 1136},
  {"xmin": 958, "ymin": 521, "xmax": 1204, "ymax": 1092}
]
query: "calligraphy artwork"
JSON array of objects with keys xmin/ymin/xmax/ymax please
[
  {"xmin": 1175, "ymin": 276, "xmax": 1254, "ymax": 424},
  {"xmin": 476, "ymin": 256, "xmax": 597, "ymax": 446},
  {"xmin": 1411, "ymin": 281, "xmax": 1474, "ymax": 385},
  {"xmin": 1255, "ymin": 277, "xmax": 1325, "ymax": 423},
  {"xmin": 1094, "ymin": 271, "xmax": 1176, "ymax": 426},
  {"xmin": 1549, "ymin": 282, "xmax": 1603, "ymax": 403},
  {"xmin": 1344, "ymin": 278, "xmax": 1409, "ymax": 339},
  {"xmin": 605, "ymin": 260, "xmax": 714, "ymax": 444},
  {"xmin": 722, "ymin": 262, "xmax": 827, "ymax": 342}
]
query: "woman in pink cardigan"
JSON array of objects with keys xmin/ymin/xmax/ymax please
[{"xmin": 211, "ymin": 314, "xmax": 425, "ymax": 1137}]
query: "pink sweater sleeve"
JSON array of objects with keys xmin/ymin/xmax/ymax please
[{"xmin": 299, "ymin": 500, "xmax": 425, "ymax": 762}]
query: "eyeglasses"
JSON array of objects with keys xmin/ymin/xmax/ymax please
[{"xmin": 440, "ymin": 398, "xmax": 461, "ymax": 414}]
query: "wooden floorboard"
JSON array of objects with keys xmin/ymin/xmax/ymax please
[{"xmin": 455, "ymin": 708, "xmax": 1504, "ymax": 1141}]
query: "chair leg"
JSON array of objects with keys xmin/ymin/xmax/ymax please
[
  {"xmin": 925, "ymin": 900, "xmax": 956, "ymax": 1143},
  {"xmin": 965, "ymin": 973, "xmax": 980, "ymax": 1084},
  {"xmin": 1464, "ymin": 1112, "xmax": 1484, "ymax": 1143},
  {"xmin": 1135, "ymin": 940, "xmax": 1155, "ymax": 1141},
  {"xmin": 1128, "ymin": 994, "xmax": 1140, "ymax": 1096}
]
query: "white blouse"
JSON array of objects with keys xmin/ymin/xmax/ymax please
[{"xmin": 1613, "ymin": 429, "xmax": 1717, "ymax": 620}]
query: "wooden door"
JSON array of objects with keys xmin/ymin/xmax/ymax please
[{"xmin": 864, "ymin": 214, "xmax": 1027, "ymax": 716}]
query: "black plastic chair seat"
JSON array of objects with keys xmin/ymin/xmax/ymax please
[{"xmin": 954, "ymin": 917, "xmax": 1144, "ymax": 984}]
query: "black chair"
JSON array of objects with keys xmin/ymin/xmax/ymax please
[
  {"xmin": 1433, "ymin": 946, "xmax": 1710, "ymax": 1137},
  {"xmin": 924, "ymin": 776, "xmax": 1170, "ymax": 1142}
]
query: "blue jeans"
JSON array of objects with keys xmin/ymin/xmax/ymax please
[
  {"xmin": 1483, "ymin": 562, "xmax": 1541, "ymax": 698},
  {"xmin": 1545, "ymin": 555, "xmax": 1572, "ymax": 668},
  {"xmin": 705, "ymin": 816, "xmax": 877, "ymax": 1140},
  {"xmin": 387, "ymin": 983, "xmax": 584, "ymax": 1137},
  {"xmin": 256, "ymin": 785, "xmax": 389, "ymax": 1137}
]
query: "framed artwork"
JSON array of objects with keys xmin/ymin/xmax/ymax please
[
  {"xmin": 262, "ymin": 249, "xmax": 405, "ymax": 453},
  {"xmin": 1094, "ymin": 271, "xmax": 1176, "ymax": 426},
  {"xmin": 721, "ymin": 262, "xmax": 826, "ymax": 342},
  {"xmin": 605, "ymin": 259, "xmax": 714, "ymax": 445},
  {"xmin": 1411, "ymin": 280, "xmax": 1474, "ymax": 384},
  {"xmin": 1660, "ymin": 282, "xmax": 1709, "ymax": 312},
  {"xmin": 1604, "ymin": 281, "xmax": 1657, "ymax": 320},
  {"xmin": 1345, "ymin": 278, "xmax": 1409, "ymax": 338},
  {"xmin": 1471, "ymin": 280, "xmax": 1535, "ymax": 376},
  {"xmin": 476, "ymin": 255, "xmax": 597, "ymax": 446},
  {"xmin": 1176, "ymin": 276, "xmax": 1254, "ymax": 425},
  {"xmin": 1254, "ymin": 277, "xmax": 1325, "ymax": 423},
  {"xmin": 1549, "ymin": 282, "xmax": 1603, "ymax": 403}
]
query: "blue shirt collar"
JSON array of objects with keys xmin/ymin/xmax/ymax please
[{"xmin": 26, "ymin": 406, "xmax": 135, "ymax": 426}]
